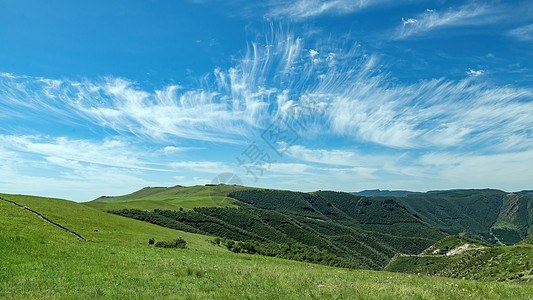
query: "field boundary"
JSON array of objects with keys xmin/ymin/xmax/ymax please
[{"xmin": 1, "ymin": 197, "xmax": 85, "ymax": 240}]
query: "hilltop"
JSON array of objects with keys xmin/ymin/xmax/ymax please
[
  {"xmin": 87, "ymin": 184, "xmax": 253, "ymax": 211},
  {"xmin": 352, "ymin": 189, "xmax": 422, "ymax": 197}
]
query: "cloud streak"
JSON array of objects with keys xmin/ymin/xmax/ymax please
[
  {"xmin": 2, "ymin": 28, "xmax": 533, "ymax": 153},
  {"xmin": 394, "ymin": 4, "xmax": 496, "ymax": 40},
  {"xmin": 509, "ymin": 24, "xmax": 533, "ymax": 41},
  {"xmin": 265, "ymin": 0, "xmax": 389, "ymax": 20}
]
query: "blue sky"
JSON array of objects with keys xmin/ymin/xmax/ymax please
[{"xmin": 1, "ymin": 0, "xmax": 533, "ymax": 202}]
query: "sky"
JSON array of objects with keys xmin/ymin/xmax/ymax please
[{"xmin": 1, "ymin": 0, "xmax": 533, "ymax": 202}]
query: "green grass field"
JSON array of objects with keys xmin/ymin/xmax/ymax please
[
  {"xmin": 2, "ymin": 193, "xmax": 533, "ymax": 299},
  {"xmin": 85, "ymin": 184, "xmax": 253, "ymax": 211}
]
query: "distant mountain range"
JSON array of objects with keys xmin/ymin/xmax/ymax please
[{"xmin": 351, "ymin": 189, "xmax": 422, "ymax": 197}]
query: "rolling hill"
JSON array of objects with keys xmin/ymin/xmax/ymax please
[
  {"xmin": 86, "ymin": 184, "xmax": 252, "ymax": 211},
  {"xmin": 0, "ymin": 193, "xmax": 217, "ymax": 249},
  {"xmin": 106, "ymin": 188, "xmax": 447, "ymax": 269},
  {"xmin": 2, "ymin": 192, "xmax": 532, "ymax": 298},
  {"xmin": 87, "ymin": 186, "xmax": 533, "ymax": 270},
  {"xmin": 90, "ymin": 186, "xmax": 533, "ymax": 247}
]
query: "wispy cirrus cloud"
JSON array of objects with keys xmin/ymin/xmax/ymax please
[
  {"xmin": 0, "ymin": 135, "xmax": 169, "ymax": 171},
  {"xmin": 0, "ymin": 75, "xmax": 266, "ymax": 144},
  {"xmin": 394, "ymin": 4, "xmax": 497, "ymax": 40},
  {"xmin": 0, "ymin": 134, "xmax": 239, "ymax": 200},
  {"xmin": 265, "ymin": 0, "xmax": 390, "ymax": 20},
  {"xmin": 2, "ymin": 27, "xmax": 533, "ymax": 153},
  {"xmin": 286, "ymin": 145, "xmax": 359, "ymax": 166},
  {"xmin": 508, "ymin": 24, "xmax": 533, "ymax": 41},
  {"xmin": 168, "ymin": 161, "xmax": 233, "ymax": 173},
  {"xmin": 0, "ymin": 136, "xmax": 160, "ymax": 201}
]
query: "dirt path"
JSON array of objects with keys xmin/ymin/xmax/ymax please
[{"xmin": 1, "ymin": 197, "xmax": 85, "ymax": 240}]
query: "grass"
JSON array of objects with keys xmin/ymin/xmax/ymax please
[
  {"xmin": 85, "ymin": 184, "xmax": 254, "ymax": 211},
  {"xmin": 1, "ymin": 193, "xmax": 533, "ymax": 299},
  {"xmin": 0, "ymin": 193, "xmax": 219, "ymax": 250}
]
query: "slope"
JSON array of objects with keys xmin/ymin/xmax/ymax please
[
  {"xmin": 385, "ymin": 236, "xmax": 533, "ymax": 282},
  {"xmin": 393, "ymin": 189, "xmax": 533, "ymax": 245},
  {"xmin": 108, "ymin": 189, "xmax": 447, "ymax": 269},
  {"xmin": 518, "ymin": 235, "xmax": 533, "ymax": 245},
  {"xmin": 491, "ymin": 193, "xmax": 533, "ymax": 244},
  {"xmin": 86, "ymin": 184, "xmax": 252, "ymax": 211},
  {"xmin": 0, "ymin": 193, "xmax": 218, "ymax": 250},
  {"xmin": 2, "ymin": 193, "xmax": 532, "ymax": 298}
]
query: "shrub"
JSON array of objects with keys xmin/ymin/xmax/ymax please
[
  {"xmin": 154, "ymin": 237, "xmax": 187, "ymax": 249},
  {"xmin": 148, "ymin": 238, "xmax": 155, "ymax": 245}
]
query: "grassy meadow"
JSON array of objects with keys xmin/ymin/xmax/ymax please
[{"xmin": 85, "ymin": 185, "xmax": 250, "ymax": 212}]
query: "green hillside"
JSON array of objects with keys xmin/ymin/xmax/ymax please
[
  {"xmin": 492, "ymin": 193, "xmax": 533, "ymax": 244},
  {"xmin": 86, "ymin": 184, "xmax": 252, "ymax": 211},
  {"xmin": 2, "ymin": 193, "xmax": 532, "ymax": 299},
  {"xmin": 0, "ymin": 193, "xmax": 217, "ymax": 250},
  {"xmin": 110, "ymin": 189, "xmax": 446, "ymax": 269},
  {"xmin": 385, "ymin": 236, "xmax": 533, "ymax": 282},
  {"xmin": 393, "ymin": 189, "xmax": 533, "ymax": 245}
]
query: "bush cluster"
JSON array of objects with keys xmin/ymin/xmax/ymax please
[
  {"xmin": 210, "ymin": 237, "xmax": 355, "ymax": 268},
  {"xmin": 154, "ymin": 237, "xmax": 187, "ymax": 249}
]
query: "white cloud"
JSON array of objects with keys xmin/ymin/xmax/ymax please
[
  {"xmin": 2, "ymin": 28, "xmax": 532, "ymax": 153},
  {"xmin": 402, "ymin": 17, "xmax": 417, "ymax": 25},
  {"xmin": 467, "ymin": 69, "xmax": 484, "ymax": 76},
  {"xmin": 168, "ymin": 161, "xmax": 232, "ymax": 173},
  {"xmin": 0, "ymin": 145, "xmax": 159, "ymax": 202},
  {"xmin": 0, "ymin": 135, "xmax": 239, "ymax": 200},
  {"xmin": 395, "ymin": 4, "xmax": 495, "ymax": 39},
  {"xmin": 44, "ymin": 156, "xmax": 83, "ymax": 170},
  {"xmin": 266, "ymin": 0, "xmax": 389, "ymax": 20},
  {"xmin": 326, "ymin": 73, "xmax": 533, "ymax": 149},
  {"xmin": 508, "ymin": 24, "xmax": 533, "ymax": 41},
  {"xmin": 287, "ymin": 145, "xmax": 359, "ymax": 166},
  {"xmin": 162, "ymin": 146, "xmax": 203, "ymax": 153},
  {"xmin": 0, "ymin": 135, "xmax": 167, "ymax": 171}
]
